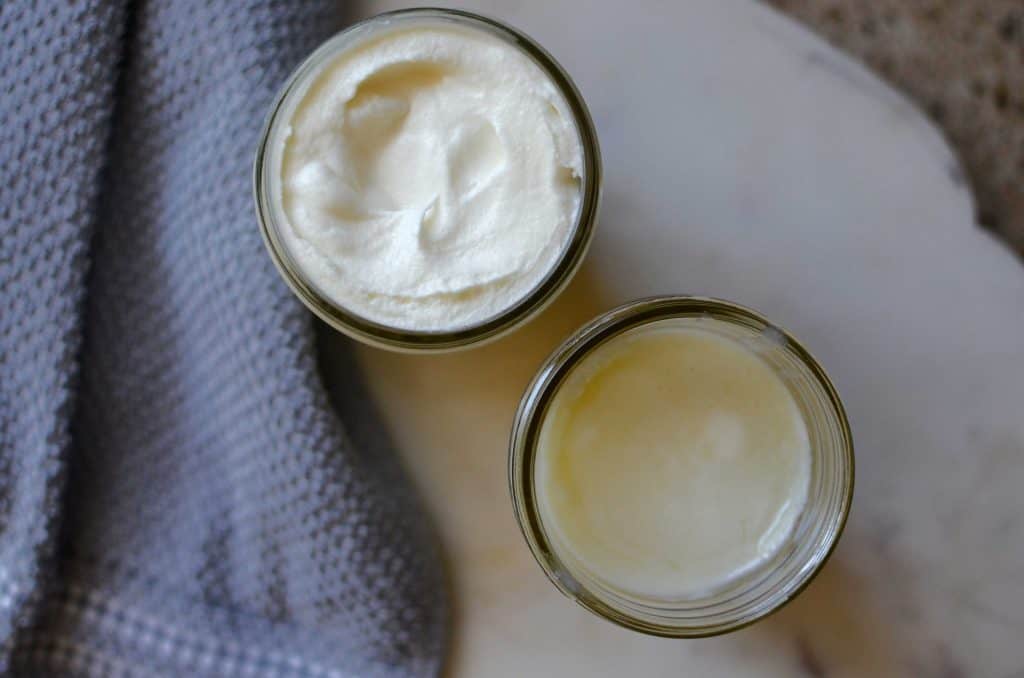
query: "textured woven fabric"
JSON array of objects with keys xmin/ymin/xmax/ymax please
[{"xmin": 0, "ymin": 1, "xmax": 447, "ymax": 676}]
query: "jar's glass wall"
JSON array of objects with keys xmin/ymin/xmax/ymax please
[
  {"xmin": 509, "ymin": 297, "xmax": 854, "ymax": 636},
  {"xmin": 254, "ymin": 8, "xmax": 601, "ymax": 352}
]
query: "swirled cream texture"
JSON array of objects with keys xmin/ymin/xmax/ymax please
[
  {"xmin": 537, "ymin": 322, "xmax": 811, "ymax": 598},
  {"xmin": 272, "ymin": 22, "xmax": 583, "ymax": 330}
]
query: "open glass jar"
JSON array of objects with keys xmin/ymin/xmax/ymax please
[
  {"xmin": 253, "ymin": 8, "xmax": 601, "ymax": 352},
  {"xmin": 510, "ymin": 296, "xmax": 854, "ymax": 636}
]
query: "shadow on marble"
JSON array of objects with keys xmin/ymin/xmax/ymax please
[
  {"xmin": 432, "ymin": 259, "xmax": 611, "ymax": 387},
  {"xmin": 751, "ymin": 557, "xmax": 909, "ymax": 677},
  {"xmin": 335, "ymin": 261, "xmax": 613, "ymax": 677}
]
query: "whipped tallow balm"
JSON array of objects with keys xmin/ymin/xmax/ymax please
[
  {"xmin": 512, "ymin": 298, "xmax": 854, "ymax": 635},
  {"xmin": 536, "ymin": 320, "xmax": 811, "ymax": 598},
  {"xmin": 256, "ymin": 10, "xmax": 600, "ymax": 348}
]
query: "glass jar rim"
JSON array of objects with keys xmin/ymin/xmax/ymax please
[
  {"xmin": 253, "ymin": 8, "xmax": 602, "ymax": 352},
  {"xmin": 509, "ymin": 296, "xmax": 855, "ymax": 637}
]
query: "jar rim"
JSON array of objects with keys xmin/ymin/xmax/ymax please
[
  {"xmin": 253, "ymin": 8, "xmax": 602, "ymax": 352},
  {"xmin": 509, "ymin": 296, "xmax": 855, "ymax": 637}
]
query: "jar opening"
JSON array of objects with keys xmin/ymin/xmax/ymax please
[
  {"xmin": 510, "ymin": 296, "xmax": 854, "ymax": 636},
  {"xmin": 254, "ymin": 9, "xmax": 602, "ymax": 351}
]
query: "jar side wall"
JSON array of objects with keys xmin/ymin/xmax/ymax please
[
  {"xmin": 509, "ymin": 297, "xmax": 854, "ymax": 636},
  {"xmin": 253, "ymin": 8, "xmax": 601, "ymax": 351}
]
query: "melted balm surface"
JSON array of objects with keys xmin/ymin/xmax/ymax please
[
  {"xmin": 537, "ymin": 322, "xmax": 811, "ymax": 598},
  {"xmin": 272, "ymin": 22, "xmax": 583, "ymax": 330}
]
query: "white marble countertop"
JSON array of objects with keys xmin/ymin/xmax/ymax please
[{"xmin": 337, "ymin": 1, "xmax": 1024, "ymax": 675}]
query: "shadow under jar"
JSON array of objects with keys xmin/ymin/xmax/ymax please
[
  {"xmin": 510, "ymin": 296, "xmax": 854, "ymax": 636},
  {"xmin": 254, "ymin": 8, "xmax": 601, "ymax": 352}
]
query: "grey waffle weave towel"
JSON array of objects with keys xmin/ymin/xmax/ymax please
[{"xmin": 0, "ymin": 1, "xmax": 447, "ymax": 676}]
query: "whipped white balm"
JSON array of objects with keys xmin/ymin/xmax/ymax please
[
  {"xmin": 261, "ymin": 13, "xmax": 588, "ymax": 335},
  {"xmin": 536, "ymin": 320, "xmax": 812, "ymax": 598}
]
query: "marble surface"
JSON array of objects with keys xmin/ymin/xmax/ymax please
[
  {"xmin": 335, "ymin": 1, "xmax": 1024, "ymax": 675},
  {"xmin": 769, "ymin": 0, "xmax": 1024, "ymax": 251}
]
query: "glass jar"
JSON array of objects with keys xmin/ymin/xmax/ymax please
[
  {"xmin": 510, "ymin": 296, "xmax": 854, "ymax": 636},
  {"xmin": 253, "ymin": 8, "xmax": 601, "ymax": 352}
]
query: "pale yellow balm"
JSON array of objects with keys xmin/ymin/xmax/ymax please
[{"xmin": 536, "ymin": 320, "xmax": 811, "ymax": 598}]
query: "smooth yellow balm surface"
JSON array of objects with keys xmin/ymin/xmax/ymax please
[{"xmin": 537, "ymin": 321, "xmax": 811, "ymax": 598}]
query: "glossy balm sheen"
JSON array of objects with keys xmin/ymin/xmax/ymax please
[
  {"xmin": 536, "ymin": 321, "xmax": 811, "ymax": 598},
  {"xmin": 269, "ymin": 21, "xmax": 583, "ymax": 331}
]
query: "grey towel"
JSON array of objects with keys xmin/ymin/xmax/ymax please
[{"xmin": 0, "ymin": 1, "xmax": 447, "ymax": 676}]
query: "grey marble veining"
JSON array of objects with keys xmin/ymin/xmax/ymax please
[{"xmin": 769, "ymin": 0, "xmax": 1024, "ymax": 252}]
